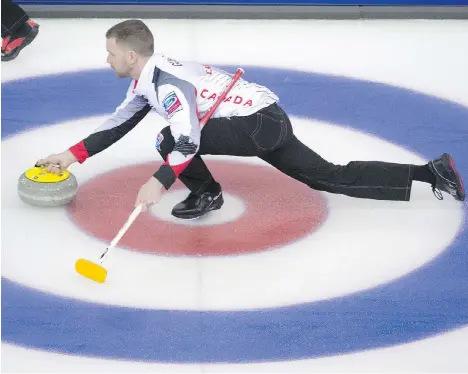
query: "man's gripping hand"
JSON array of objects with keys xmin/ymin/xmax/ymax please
[
  {"xmin": 135, "ymin": 176, "xmax": 165, "ymax": 212},
  {"xmin": 36, "ymin": 150, "xmax": 78, "ymax": 174}
]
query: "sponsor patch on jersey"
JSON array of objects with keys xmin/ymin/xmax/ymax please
[
  {"xmin": 155, "ymin": 132, "xmax": 164, "ymax": 151},
  {"xmin": 162, "ymin": 91, "xmax": 183, "ymax": 118}
]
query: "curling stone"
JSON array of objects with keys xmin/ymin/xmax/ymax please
[{"xmin": 17, "ymin": 165, "xmax": 78, "ymax": 207}]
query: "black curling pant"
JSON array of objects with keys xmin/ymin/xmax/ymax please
[
  {"xmin": 157, "ymin": 103, "xmax": 414, "ymax": 201},
  {"xmin": 1, "ymin": 0, "xmax": 29, "ymax": 38}
]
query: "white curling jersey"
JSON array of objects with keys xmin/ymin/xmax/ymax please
[{"xmin": 68, "ymin": 53, "xmax": 279, "ymax": 190}]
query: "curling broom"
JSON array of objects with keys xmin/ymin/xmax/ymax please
[{"xmin": 75, "ymin": 67, "xmax": 245, "ymax": 283}]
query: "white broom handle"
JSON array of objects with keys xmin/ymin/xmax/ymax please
[{"xmin": 108, "ymin": 204, "xmax": 143, "ymax": 249}]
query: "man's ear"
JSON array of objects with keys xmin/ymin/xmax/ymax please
[{"xmin": 127, "ymin": 50, "xmax": 138, "ymax": 63}]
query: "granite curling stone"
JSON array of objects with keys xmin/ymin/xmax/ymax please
[{"xmin": 18, "ymin": 166, "xmax": 78, "ymax": 207}]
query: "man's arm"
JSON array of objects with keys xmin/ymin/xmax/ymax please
[
  {"xmin": 69, "ymin": 82, "xmax": 151, "ymax": 163},
  {"xmin": 153, "ymin": 77, "xmax": 200, "ymax": 190}
]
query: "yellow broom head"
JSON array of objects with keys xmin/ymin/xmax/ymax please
[{"xmin": 75, "ymin": 258, "xmax": 107, "ymax": 283}]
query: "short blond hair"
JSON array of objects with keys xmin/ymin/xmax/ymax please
[{"xmin": 106, "ymin": 19, "xmax": 154, "ymax": 57}]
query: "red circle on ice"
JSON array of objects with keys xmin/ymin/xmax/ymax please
[{"xmin": 66, "ymin": 160, "xmax": 328, "ymax": 256}]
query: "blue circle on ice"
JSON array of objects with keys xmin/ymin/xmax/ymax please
[{"xmin": 2, "ymin": 66, "xmax": 468, "ymax": 362}]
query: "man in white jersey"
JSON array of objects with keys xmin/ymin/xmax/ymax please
[{"xmin": 37, "ymin": 19, "xmax": 465, "ymax": 219}]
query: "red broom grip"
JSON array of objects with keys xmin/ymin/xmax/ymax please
[{"xmin": 199, "ymin": 67, "xmax": 245, "ymax": 127}]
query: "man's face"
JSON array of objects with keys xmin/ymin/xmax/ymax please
[{"xmin": 106, "ymin": 37, "xmax": 132, "ymax": 78}]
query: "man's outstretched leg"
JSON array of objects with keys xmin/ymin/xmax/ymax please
[
  {"xmin": 156, "ymin": 127, "xmax": 224, "ymax": 219},
  {"xmin": 261, "ymin": 134, "xmax": 465, "ymax": 202}
]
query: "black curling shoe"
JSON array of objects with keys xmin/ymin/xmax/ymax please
[
  {"xmin": 428, "ymin": 153, "xmax": 465, "ymax": 201},
  {"xmin": 171, "ymin": 191, "xmax": 224, "ymax": 219}
]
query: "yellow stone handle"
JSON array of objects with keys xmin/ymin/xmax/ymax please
[{"xmin": 25, "ymin": 165, "xmax": 71, "ymax": 183}]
